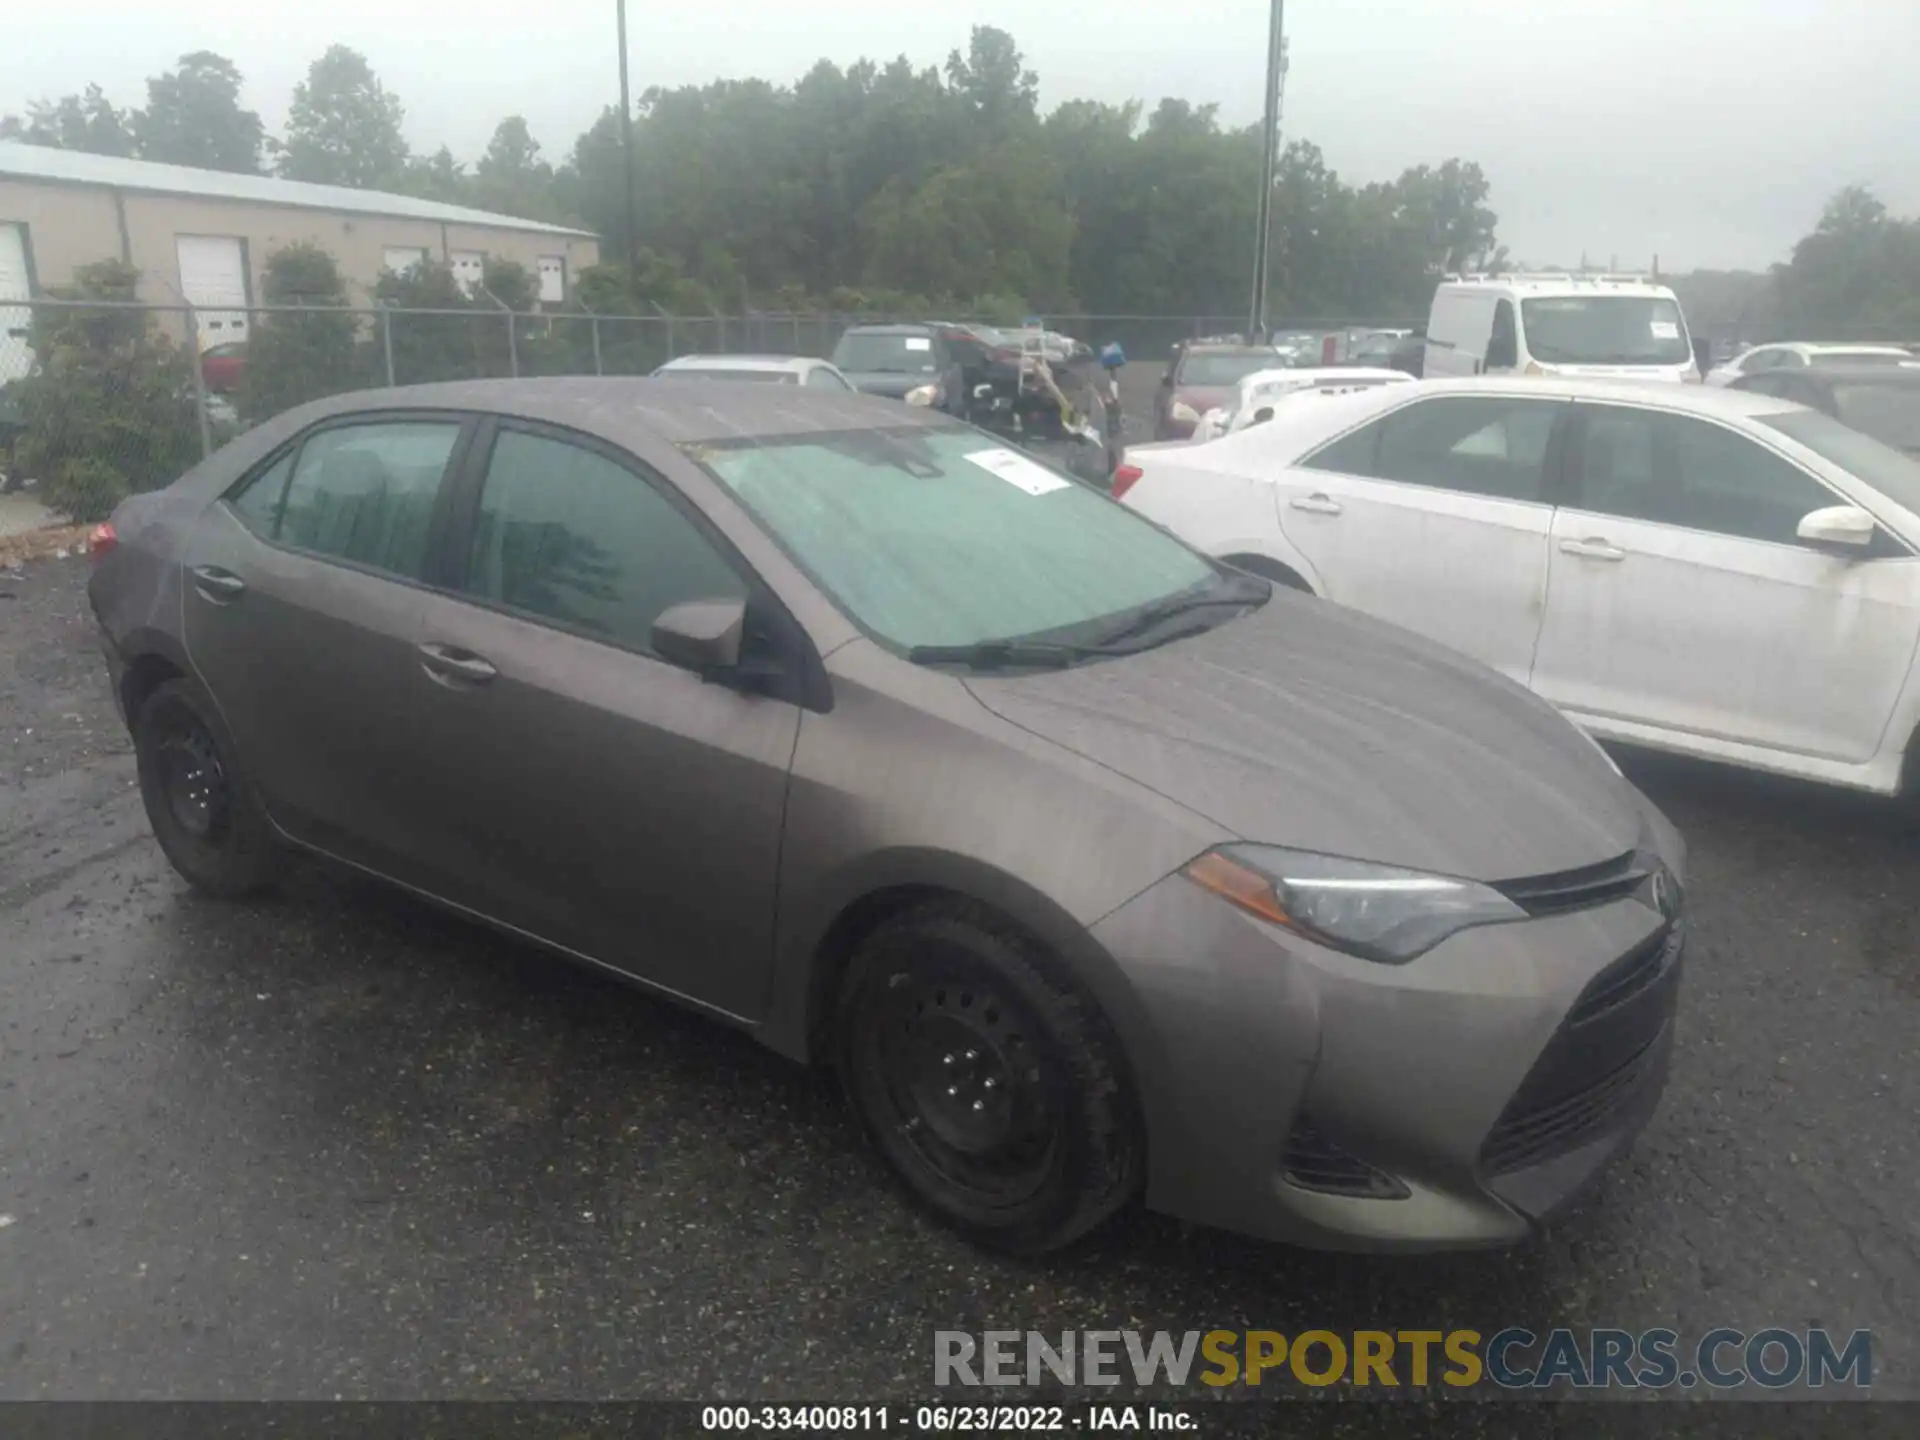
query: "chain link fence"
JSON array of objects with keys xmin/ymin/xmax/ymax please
[{"xmin": 0, "ymin": 296, "xmax": 1427, "ymax": 520}]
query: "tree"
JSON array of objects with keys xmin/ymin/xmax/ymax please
[
  {"xmin": 0, "ymin": 85, "xmax": 136, "ymax": 157},
  {"xmin": 399, "ymin": 145, "xmax": 470, "ymax": 205},
  {"xmin": 135, "ymin": 52, "xmax": 265, "ymax": 173},
  {"xmin": 280, "ymin": 45, "xmax": 410, "ymax": 189},
  {"xmin": 944, "ymin": 26, "xmax": 1039, "ymax": 141},
  {"xmin": 11, "ymin": 260, "xmax": 201, "ymax": 521},
  {"xmin": 1774, "ymin": 185, "xmax": 1920, "ymax": 340},
  {"xmin": 239, "ymin": 244, "xmax": 365, "ymax": 423}
]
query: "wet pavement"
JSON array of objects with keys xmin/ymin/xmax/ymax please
[{"xmin": 2, "ymin": 554, "xmax": 1918, "ymax": 1404}]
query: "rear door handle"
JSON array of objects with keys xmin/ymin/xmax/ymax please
[
  {"xmin": 1290, "ymin": 493, "xmax": 1344, "ymax": 516},
  {"xmin": 188, "ymin": 564, "xmax": 247, "ymax": 602},
  {"xmin": 1559, "ymin": 538, "xmax": 1627, "ymax": 562},
  {"xmin": 417, "ymin": 643, "xmax": 498, "ymax": 685}
]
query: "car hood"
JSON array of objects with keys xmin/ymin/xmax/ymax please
[
  {"xmin": 961, "ymin": 593, "xmax": 1645, "ymax": 883},
  {"xmin": 842, "ymin": 371, "xmax": 936, "ymax": 399}
]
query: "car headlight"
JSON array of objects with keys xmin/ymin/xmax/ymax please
[
  {"xmin": 905, "ymin": 384, "xmax": 939, "ymax": 406},
  {"xmin": 1183, "ymin": 844, "xmax": 1525, "ymax": 964},
  {"xmin": 1170, "ymin": 400, "xmax": 1200, "ymax": 423}
]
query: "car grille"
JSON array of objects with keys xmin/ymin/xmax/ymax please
[
  {"xmin": 1281, "ymin": 1118, "xmax": 1410, "ymax": 1200},
  {"xmin": 1495, "ymin": 850, "xmax": 1650, "ymax": 917},
  {"xmin": 1569, "ymin": 922, "xmax": 1683, "ymax": 1025},
  {"xmin": 1481, "ymin": 1037, "xmax": 1663, "ymax": 1175}
]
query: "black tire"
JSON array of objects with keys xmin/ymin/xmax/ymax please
[
  {"xmin": 836, "ymin": 900, "xmax": 1142, "ymax": 1254},
  {"xmin": 132, "ymin": 676, "xmax": 277, "ymax": 898}
]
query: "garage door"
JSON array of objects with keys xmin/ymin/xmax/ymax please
[
  {"xmin": 1, "ymin": 222, "xmax": 32, "ymax": 385},
  {"xmin": 450, "ymin": 250, "xmax": 485, "ymax": 296},
  {"xmin": 537, "ymin": 255, "xmax": 565, "ymax": 305},
  {"xmin": 382, "ymin": 246, "xmax": 428, "ymax": 278},
  {"xmin": 176, "ymin": 235, "xmax": 250, "ymax": 353}
]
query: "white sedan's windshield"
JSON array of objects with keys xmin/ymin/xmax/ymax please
[{"xmin": 694, "ymin": 427, "xmax": 1218, "ymax": 650}]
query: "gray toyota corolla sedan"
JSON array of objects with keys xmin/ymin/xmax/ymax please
[{"xmin": 88, "ymin": 378, "xmax": 1685, "ymax": 1255}]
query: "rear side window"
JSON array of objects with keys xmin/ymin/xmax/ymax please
[
  {"xmin": 462, "ymin": 429, "xmax": 747, "ymax": 653},
  {"xmin": 805, "ymin": 366, "xmax": 852, "ymax": 390},
  {"xmin": 1368, "ymin": 397, "xmax": 1561, "ymax": 502},
  {"xmin": 240, "ymin": 421, "xmax": 461, "ymax": 580}
]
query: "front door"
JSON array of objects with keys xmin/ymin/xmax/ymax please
[
  {"xmin": 1277, "ymin": 393, "xmax": 1569, "ymax": 686},
  {"xmin": 1531, "ymin": 401, "xmax": 1920, "ymax": 762},
  {"xmin": 405, "ymin": 423, "xmax": 800, "ymax": 1020},
  {"xmin": 180, "ymin": 417, "xmax": 470, "ymax": 874}
]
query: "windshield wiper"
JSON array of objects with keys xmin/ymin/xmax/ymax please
[
  {"xmin": 1089, "ymin": 577, "xmax": 1270, "ymax": 649},
  {"xmin": 907, "ymin": 639, "xmax": 1104, "ymax": 670}
]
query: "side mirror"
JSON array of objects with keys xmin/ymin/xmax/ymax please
[
  {"xmin": 1251, "ymin": 406, "xmax": 1276, "ymax": 425},
  {"xmin": 1796, "ymin": 505, "xmax": 1876, "ymax": 552},
  {"xmin": 651, "ymin": 597, "xmax": 746, "ymax": 673}
]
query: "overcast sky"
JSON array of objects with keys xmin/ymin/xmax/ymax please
[{"xmin": 7, "ymin": 0, "xmax": 1917, "ymax": 271}]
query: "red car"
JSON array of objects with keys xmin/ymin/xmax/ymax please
[
  {"xmin": 199, "ymin": 343, "xmax": 246, "ymax": 394},
  {"xmin": 1154, "ymin": 344, "xmax": 1285, "ymax": 440}
]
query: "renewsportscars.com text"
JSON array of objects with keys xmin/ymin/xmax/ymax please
[{"xmin": 934, "ymin": 1327, "xmax": 1872, "ymax": 1391}]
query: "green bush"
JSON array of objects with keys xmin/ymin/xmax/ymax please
[
  {"xmin": 239, "ymin": 243, "xmax": 369, "ymax": 424},
  {"xmin": 13, "ymin": 259, "xmax": 203, "ymax": 522}
]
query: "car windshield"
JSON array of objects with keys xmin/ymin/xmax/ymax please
[
  {"xmin": 658, "ymin": 368, "xmax": 794, "ymax": 383},
  {"xmin": 1827, "ymin": 384, "xmax": 1920, "ymax": 455},
  {"xmin": 830, "ymin": 332, "xmax": 941, "ymax": 374},
  {"xmin": 1759, "ymin": 406, "xmax": 1920, "ymax": 515},
  {"xmin": 1520, "ymin": 296, "xmax": 1692, "ymax": 365},
  {"xmin": 1178, "ymin": 350, "xmax": 1285, "ymax": 387},
  {"xmin": 692, "ymin": 426, "xmax": 1224, "ymax": 653}
]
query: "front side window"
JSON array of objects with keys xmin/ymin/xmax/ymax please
[
  {"xmin": 462, "ymin": 429, "xmax": 747, "ymax": 652},
  {"xmin": 1520, "ymin": 296, "xmax": 1692, "ymax": 366},
  {"xmin": 693, "ymin": 426, "xmax": 1217, "ymax": 652},
  {"xmin": 1574, "ymin": 406, "xmax": 1838, "ymax": 545},
  {"xmin": 269, "ymin": 421, "xmax": 462, "ymax": 579},
  {"xmin": 1367, "ymin": 396, "xmax": 1561, "ymax": 502}
]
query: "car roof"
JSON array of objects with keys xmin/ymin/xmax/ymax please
[
  {"xmin": 1775, "ymin": 364, "xmax": 1920, "ymax": 386},
  {"xmin": 658, "ymin": 354, "xmax": 817, "ymax": 372},
  {"xmin": 221, "ymin": 377, "xmax": 951, "ymax": 453},
  {"xmin": 1180, "ymin": 344, "xmax": 1284, "ymax": 359},
  {"xmin": 839, "ymin": 323, "xmax": 938, "ymax": 336},
  {"xmin": 1760, "ymin": 342, "xmax": 1913, "ymax": 355}
]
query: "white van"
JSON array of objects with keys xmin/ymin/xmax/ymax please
[{"xmin": 1423, "ymin": 273, "xmax": 1698, "ymax": 384}]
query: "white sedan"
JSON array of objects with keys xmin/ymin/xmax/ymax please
[
  {"xmin": 1114, "ymin": 376, "xmax": 1920, "ymax": 795},
  {"xmin": 1704, "ymin": 341, "xmax": 1915, "ymax": 387},
  {"xmin": 1188, "ymin": 367, "xmax": 1413, "ymax": 443}
]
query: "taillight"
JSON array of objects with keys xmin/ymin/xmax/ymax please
[
  {"xmin": 1111, "ymin": 463, "xmax": 1145, "ymax": 501},
  {"xmin": 88, "ymin": 522, "xmax": 118, "ymax": 562}
]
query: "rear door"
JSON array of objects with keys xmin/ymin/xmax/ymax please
[
  {"xmin": 1531, "ymin": 400, "xmax": 1920, "ymax": 761},
  {"xmin": 404, "ymin": 421, "xmax": 803, "ymax": 1019},
  {"xmin": 1276, "ymin": 393, "xmax": 1569, "ymax": 685},
  {"xmin": 180, "ymin": 414, "xmax": 473, "ymax": 873}
]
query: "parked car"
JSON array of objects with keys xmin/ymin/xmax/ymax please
[
  {"xmin": 1118, "ymin": 376, "xmax": 1920, "ymax": 795},
  {"xmin": 200, "ymin": 342, "xmax": 247, "ymax": 394},
  {"xmin": 1348, "ymin": 330, "xmax": 1413, "ymax": 367},
  {"xmin": 1424, "ymin": 274, "xmax": 1698, "ymax": 383},
  {"xmin": 1704, "ymin": 341, "xmax": 1916, "ymax": 387},
  {"xmin": 653, "ymin": 354, "xmax": 856, "ymax": 390},
  {"xmin": 1731, "ymin": 363, "xmax": 1920, "ymax": 455},
  {"xmin": 1154, "ymin": 344, "xmax": 1286, "ymax": 440},
  {"xmin": 829, "ymin": 323, "xmax": 1005, "ymax": 400},
  {"xmin": 88, "ymin": 376, "xmax": 1683, "ymax": 1255},
  {"xmin": 1188, "ymin": 367, "xmax": 1415, "ymax": 443}
]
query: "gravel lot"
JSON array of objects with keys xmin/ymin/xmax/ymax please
[{"xmin": 2, "ymin": 552, "xmax": 1918, "ymax": 1413}]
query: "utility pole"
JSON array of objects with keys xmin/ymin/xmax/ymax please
[
  {"xmin": 616, "ymin": 0, "xmax": 639, "ymax": 278},
  {"xmin": 1247, "ymin": 0, "xmax": 1286, "ymax": 341}
]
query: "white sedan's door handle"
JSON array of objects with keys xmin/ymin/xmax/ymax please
[
  {"xmin": 1560, "ymin": 537, "xmax": 1626, "ymax": 562},
  {"xmin": 1290, "ymin": 493, "xmax": 1344, "ymax": 516}
]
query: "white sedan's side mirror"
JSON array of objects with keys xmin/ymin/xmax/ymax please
[{"xmin": 1796, "ymin": 504, "xmax": 1876, "ymax": 551}]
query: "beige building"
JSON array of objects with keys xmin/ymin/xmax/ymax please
[{"xmin": 1, "ymin": 139, "xmax": 599, "ymax": 372}]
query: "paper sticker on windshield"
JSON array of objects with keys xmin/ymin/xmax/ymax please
[
  {"xmin": 1650, "ymin": 321, "xmax": 1680, "ymax": 339},
  {"xmin": 965, "ymin": 447, "xmax": 1073, "ymax": 496},
  {"xmin": 904, "ymin": 337, "xmax": 932, "ymax": 351}
]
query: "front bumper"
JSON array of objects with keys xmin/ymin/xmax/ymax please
[{"xmin": 1089, "ymin": 845, "xmax": 1683, "ymax": 1252}]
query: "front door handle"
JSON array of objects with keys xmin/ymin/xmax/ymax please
[
  {"xmin": 1559, "ymin": 538, "xmax": 1627, "ymax": 562},
  {"xmin": 189, "ymin": 564, "xmax": 247, "ymax": 602},
  {"xmin": 417, "ymin": 643, "xmax": 498, "ymax": 685},
  {"xmin": 1290, "ymin": 493, "xmax": 1345, "ymax": 516}
]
